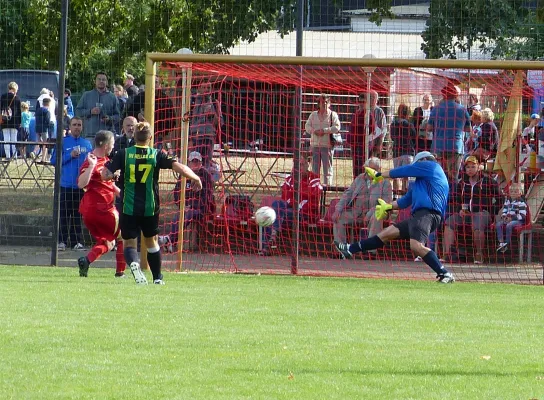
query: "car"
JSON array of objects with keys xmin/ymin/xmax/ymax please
[{"xmin": 0, "ymin": 69, "xmax": 59, "ymax": 112}]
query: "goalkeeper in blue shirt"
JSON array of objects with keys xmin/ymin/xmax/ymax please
[{"xmin": 335, "ymin": 151, "xmax": 455, "ymax": 283}]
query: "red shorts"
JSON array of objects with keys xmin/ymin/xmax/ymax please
[{"xmin": 82, "ymin": 207, "xmax": 120, "ymax": 243}]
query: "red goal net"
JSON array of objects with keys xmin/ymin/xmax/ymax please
[{"xmin": 151, "ymin": 58, "xmax": 544, "ymax": 284}]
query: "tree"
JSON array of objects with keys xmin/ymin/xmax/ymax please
[
  {"xmin": 421, "ymin": 0, "xmax": 543, "ymax": 60},
  {"xmin": 0, "ymin": 0, "xmax": 297, "ymax": 90}
]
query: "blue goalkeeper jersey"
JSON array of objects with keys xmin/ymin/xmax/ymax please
[{"xmin": 389, "ymin": 161, "xmax": 449, "ymax": 218}]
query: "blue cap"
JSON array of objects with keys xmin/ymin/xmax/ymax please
[{"xmin": 531, "ymin": 113, "xmax": 540, "ymax": 119}]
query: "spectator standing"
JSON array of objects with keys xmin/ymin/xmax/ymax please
[
  {"xmin": 260, "ymin": 157, "xmax": 323, "ymax": 256},
  {"xmin": 102, "ymin": 122, "xmax": 202, "ymax": 285},
  {"xmin": 442, "ymin": 156, "xmax": 500, "ymax": 264},
  {"xmin": 471, "ymin": 108, "xmax": 499, "ymax": 163},
  {"xmin": 1, "ymin": 81, "xmax": 22, "ymax": 159},
  {"xmin": 496, "ymin": 183, "xmax": 527, "ymax": 253},
  {"xmin": 112, "ymin": 116, "xmax": 136, "ymax": 157},
  {"xmin": 76, "ymin": 130, "xmax": 126, "ymax": 278},
  {"xmin": 522, "ymin": 113, "xmax": 541, "ymax": 145},
  {"xmin": 76, "ymin": 72, "xmax": 120, "ymax": 138},
  {"xmin": 37, "ymin": 89, "xmax": 56, "ymax": 140},
  {"xmin": 114, "ymin": 85, "xmax": 127, "ymax": 124},
  {"xmin": 331, "ymin": 157, "xmax": 392, "ymax": 259},
  {"xmin": 412, "ymin": 93, "xmax": 434, "ymax": 152},
  {"xmin": 304, "ymin": 93, "xmax": 341, "ymax": 186},
  {"xmin": 64, "ymin": 89, "xmax": 74, "ymax": 118},
  {"xmin": 367, "ymin": 90, "xmax": 387, "ymax": 158},
  {"xmin": 32, "ymin": 97, "xmax": 52, "ymax": 162},
  {"xmin": 123, "ymin": 73, "xmax": 139, "ymax": 99},
  {"xmin": 162, "ymin": 151, "xmax": 215, "ymax": 250},
  {"xmin": 465, "ymin": 110, "xmax": 482, "ymax": 155},
  {"xmin": 389, "ymin": 103, "xmax": 416, "ymax": 195},
  {"xmin": 427, "ymin": 83, "xmax": 471, "ymax": 181},
  {"xmin": 335, "ymin": 151, "xmax": 455, "ymax": 283},
  {"xmin": 347, "ymin": 94, "xmax": 368, "ymax": 178},
  {"xmin": 124, "ymin": 82, "xmax": 175, "ymax": 149},
  {"xmin": 467, "ymin": 94, "xmax": 481, "ymax": 116},
  {"xmin": 185, "ymin": 82, "xmax": 223, "ymax": 167},
  {"xmin": 50, "ymin": 117, "xmax": 93, "ymax": 251}
]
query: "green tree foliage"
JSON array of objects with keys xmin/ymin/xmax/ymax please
[
  {"xmin": 0, "ymin": 0, "xmax": 294, "ymax": 90},
  {"xmin": 421, "ymin": 0, "xmax": 543, "ymax": 60}
]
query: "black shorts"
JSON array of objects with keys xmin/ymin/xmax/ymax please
[
  {"xmin": 394, "ymin": 208, "xmax": 442, "ymax": 244},
  {"xmin": 121, "ymin": 213, "xmax": 159, "ymax": 240}
]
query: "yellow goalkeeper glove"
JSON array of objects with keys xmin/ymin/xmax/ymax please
[
  {"xmin": 375, "ymin": 198, "xmax": 393, "ymax": 220},
  {"xmin": 364, "ymin": 167, "xmax": 384, "ymax": 184}
]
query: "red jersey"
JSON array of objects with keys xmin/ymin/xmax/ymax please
[
  {"xmin": 281, "ymin": 171, "xmax": 323, "ymax": 220},
  {"xmin": 79, "ymin": 155, "xmax": 117, "ymax": 214}
]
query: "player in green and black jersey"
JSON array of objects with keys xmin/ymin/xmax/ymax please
[{"xmin": 103, "ymin": 122, "xmax": 202, "ymax": 285}]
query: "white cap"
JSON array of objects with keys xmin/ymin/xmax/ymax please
[
  {"xmin": 413, "ymin": 151, "xmax": 436, "ymax": 163},
  {"xmin": 188, "ymin": 151, "xmax": 202, "ymax": 162}
]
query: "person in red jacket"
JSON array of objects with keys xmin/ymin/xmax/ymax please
[
  {"xmin": 76, "ymin": 130, "xmax": 126, "ymax": 278},
  {"xmin": 259, "ymin": 157, "xmax": 323, "ymax": 256}
]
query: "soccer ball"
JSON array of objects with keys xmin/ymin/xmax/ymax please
[{"xmin": 254, "ymin": 206, "xmax": 276, "ymax": 227}]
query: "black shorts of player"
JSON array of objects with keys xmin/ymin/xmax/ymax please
[
  {"xmin": 394, "ymin": 208, "xmax": 442, "ymax": 244},
  {"xmin": 121, "ymin": 213, "xmax": 159, "ymax": 240}
]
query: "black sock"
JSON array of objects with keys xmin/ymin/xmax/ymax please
[
  {"xmin": 422, "ymin": 251, "xmax": 448, "ymax": 276},
  {"xmin": 124, "ymin": 246, "xmax": 139, "ymax": 266},
  {"xmin": 349, "ymin": 235, "xmax": 385, "ymax": 254},
  {"xmin": 147, "ymin": 250, "xmax": 162, "ymax": 281}
]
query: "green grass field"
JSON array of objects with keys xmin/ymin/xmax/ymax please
[{"xmin": 1, "ymin": 266, "xmax": 543, "ymax": 399}]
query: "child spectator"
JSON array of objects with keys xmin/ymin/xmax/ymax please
[
  {"xmin": 18, "ymin": 102, "xmax": 31, "ymax": 157},
  {"xmin": 496, "ymin": 184, "xmax": 527, "ymax": 253},
  {"xmin": 32, "ymin": 97, "xmax": 52, "ymax": 162}
]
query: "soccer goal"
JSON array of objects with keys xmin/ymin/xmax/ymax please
[{"xmin": 147, "ymin": 53, "xmax": 544, "ymax": 284}]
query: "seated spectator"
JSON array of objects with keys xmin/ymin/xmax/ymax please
[
  {"xmin": 470, "ymin": 108, "xmax": 499, "ymax": 163},
  {"xmin": 331, "ymin": 157, "xmax": 392, "ymax": 259},
  {"xmin": 259, "ymin": 157, "xmax": 323, "ymax": 256},
  {"xmin": 442, "ymin": 156, "xmax": 501, "ymax": 264},
  {"xmin": 495, "ymin": 183, "xmax": 527, "ymax": 253},
  {"xmin": 162, "ymin": 151, "xmax": 215, "ymax": 250},
  {"xmin": 389, "ymin": 104, "xmax": 416, "ymax": 195}
]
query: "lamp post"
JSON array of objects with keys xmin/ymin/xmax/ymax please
[{"xmin": 362, "ymin": 54, "xmax": 376, "ymax": 162}]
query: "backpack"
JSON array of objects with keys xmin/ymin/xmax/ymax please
[{"xmin": 224, "ymin": 195, "xmax": 254, "ymax": 220}]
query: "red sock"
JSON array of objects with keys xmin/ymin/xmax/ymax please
[
  {"xmin": 115, "ymin": 241, "xmax": 126, "ymax": 274},
  {"xmin": 87, "ymin": 242, "xmax": 109, "ymax": 264}
]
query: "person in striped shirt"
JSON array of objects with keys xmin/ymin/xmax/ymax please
[{"xmin": 496, "ymin": 184, "xmax": 527, "ymax": 253}]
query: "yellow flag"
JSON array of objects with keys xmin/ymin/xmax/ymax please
[{"xmin": 494, "ymin": 70, "xmax": 523, "ymax": 183}]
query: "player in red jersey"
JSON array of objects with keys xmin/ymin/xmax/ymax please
[{"xmin": 76, "ymin": 130, "xmax": 125, "ymax": 278}]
